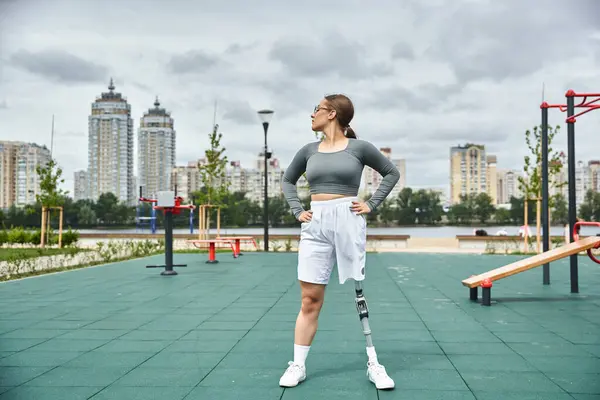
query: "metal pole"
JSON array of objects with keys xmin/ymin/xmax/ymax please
[
  {"xmin": 541, "ymin": 104, "xmax": 550, "ymax": 284},
  {"xmin": 164, "ymin": 210, "xmax": 174, "ymax": 274},
  {"xmin": 263, "ymin": 122, "xmax": 269, "ymax": 252},
  {"xmin": 566, "ymin": 91, "xmax": 578, "ymax": 293}
]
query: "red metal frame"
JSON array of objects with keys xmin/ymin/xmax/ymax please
[
  {"xmin": 540, "ymin": 90, "xmax": 600, "ymax": 123},
  {"xmin": 152, "ymin": 196, "xmax": 196, "ymax": 215},
  {"xmin": 572, "ymin": 221, "xmax": 600, "ymax": 265},
  {"xmin": 187, "ymin": 239, "xmax": 238, "ymax": 261}
]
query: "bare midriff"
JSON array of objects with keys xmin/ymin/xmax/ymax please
[{"xmin": 311, "ymin": 193, "xmax": 353, "ymax": 201}]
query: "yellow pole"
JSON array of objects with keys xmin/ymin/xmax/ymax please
[
  {"xmin": 524, "ymin": 199, "xmax": 528, "ymax": 253},
  {"xmin": 199, "ymin": 205, "xmax": 204, "ymax": 239},
  {"xmin": 40, "ymin": 206, "xmax": 46, "ymax": 247},
  {"xmin": 58, "ymin": 207, "xmax": 63, "ymax": 248},
  {"xmin": 217, "ymin": 207, "xmax": 221, "ymax": 238}
]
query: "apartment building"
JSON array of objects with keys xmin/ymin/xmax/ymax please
[
  {"xmin": 0, "ymin": 141, "xmax": 18, "ymax": 208},
  {"xmin": 73, "ymin": 170, "xmax": 88, "ymax": 201},
  {"xmin": 168, "ymin": 153, "xmax": 310, "ymax": 205},
  {"xmin": 0, "ymin": 141, "xmax": 51, "ymax": 208},
  {"xmin": 449, "ymin": 144, "xmax": 498, "ymax": 204},
  {"xmin": 496, "ymin": 168, "xmax": 523, "ymax": 205},
  {"xmin": 359, "ymin": 147, "xmax": 406, "ymax": 202},
  {"xmin": 171, "ymin": 161, "xmax": 202, "ymax": 201},
  {"xmin": 137, "ymin": 97, "xmax": 176, "ymax": 199},
  {"xmin": 87, "ymin": 79, "xmax": 135, "ymax": 204}
]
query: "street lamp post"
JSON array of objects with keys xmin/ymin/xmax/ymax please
[{"xmin": 257, "ymin": 109, "xmax": 274, "ymax": 252}]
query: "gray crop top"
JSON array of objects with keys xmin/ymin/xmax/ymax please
[{"xmin": 281, "ymin": 139, "xmax": 400, "ymax": 218}]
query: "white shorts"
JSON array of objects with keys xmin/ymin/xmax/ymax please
[{"xmin": 297, "ymin": 196, "xmax": 367, "ymax": 285}]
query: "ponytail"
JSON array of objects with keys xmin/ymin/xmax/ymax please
[{"xmin": 345, "ymin": 126, "xmax": 357, "ymax": 139}]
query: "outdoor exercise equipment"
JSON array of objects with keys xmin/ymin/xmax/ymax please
[
  {"xmin": 540, "ymin": 89, "xmax": 600, "ymax": 291},
  {"xmin": 137, "ymin": 186, "xmax": 194, "ymax": 234},
  {"xmin": 186, "ymin": 238, "xmax": 238, "ymax": 263},
  {"xmin": 40, "ymin": 206, "xmax": 63, "ymax": 248},
  {"xmin": 463, "ymin": 221, "xmax": 600, "ymax": 306},
  {"xmin": 573, "ymin": 221, "xmax": 600, "ymax": 265},
  {"xmin": 136, "ymin": 187, "xmax": 157, "ymax": 233},
  {"xmin": 145, "ymin": 191, "xmax": 196, "ymax": 275},
  {"xmin": 216, "ymin": 236, "xmax": 258, "ymax": 256}
]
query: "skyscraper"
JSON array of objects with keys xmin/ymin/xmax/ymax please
[
  {"xmin": 137, "ymin": 97, "xmax": 176, "ymax": 198},
  {"xmin": 87, "ymin": 79, "xmax": 134, "ymax": 204},
  {"xmin": 449, "ymin": 144, "xmax": 498, "ymax": 204}
]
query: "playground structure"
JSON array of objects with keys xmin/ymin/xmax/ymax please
[
  {"xmin": 462, "ymin": 89, "xmax": 600, "ymax": 305},
  {"xmin": 135, "ymin": 195, "xmax": 157, "ymax": 233},
  {"xmin": 40, "ymin": 205, "xmax": 63, "ymax": 248},
  {"xmin": 137, "ymin": 186, "xmax": 195, "ymax": 234},
  {"xmin": 195, "ymin": 203, "xmax": 259, "ymax": 256},
  {"xmin": 144, "ymin": 191, "xmax": 196, "ymax": 275},
  {"xmin": 539, "ymin": 89, "xmax": 600, "ymax": 290},
  {"xmin": 463, "ymin": 221, "xmax": 600, "ymax": 306}
]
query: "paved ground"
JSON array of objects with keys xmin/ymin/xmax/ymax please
[{"xmin": 0, "ymin": 250, "xmax": 599, "ymax": 399}]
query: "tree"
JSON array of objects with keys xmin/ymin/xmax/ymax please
[
  {"xmin": 197, "ymin": 123, "xmax": 230, "ymax": 233},
  {"xmin": 197, "ymin": 123, "xmax": 229, "ymax": 206},
  {"xmin": 473, "ymin": 192, "xmax": 495, "ymax": 223},
  {"xmin": 412, "ymin": 189, "xmax": 443, "ymax": 225},
  {"xmin": 579, "ymin": 189, "xmax": 600, "ymax": 222},
  {"xmin": 35, "ymin": 158, "xmax": 69, "ymax": 208},
  {"xmin": 36, "ymin": 158, "xmax": 69, "ymax": 244},
  {"xmin": 551, "ymin": 193, "xmax": 568, "ymax": 224},
  {"xmin": 518, "ymin": 124, "xmax": 566, "ymax": 207},
  {"xmin": 395, "ymin": 187, "xmax": 417, "ymax": 225}
]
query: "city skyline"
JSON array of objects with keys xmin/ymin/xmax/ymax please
[{"xmin": 1, "ymin": 1, "xmax": 600, "ymax": 197}]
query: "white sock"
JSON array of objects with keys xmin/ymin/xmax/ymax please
[
  {"xmin": 366, "ymin": 346, "xmax": 378, "ymax": 363},
  {"xmin": 294, "ymin": 344, "xmax": 311, "ymax": 366}
]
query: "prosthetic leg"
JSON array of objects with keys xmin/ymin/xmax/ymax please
[
  {"xmin": 355, "ymin": 281, "xmax": 395, "ymax": 390},
  {"xmin": 355, "ymin": 281, "xmax": 373, "ymax": 348}
]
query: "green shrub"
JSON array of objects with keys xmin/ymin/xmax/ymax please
[
  {"xmin": 6, "ymin": 227, "xmax": 29, "ymax": 244},
  {"xmin": 29, "ymin": 229, "xmax": 41, "ymax": 245},
  {"xmin": 61, "ymin": 228, "xmax": 79, "ymax": 247}
]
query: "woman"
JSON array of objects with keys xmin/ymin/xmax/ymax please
[{"xmin": 279, "ymin": 93, "xmax": 400, "ymax": 389}]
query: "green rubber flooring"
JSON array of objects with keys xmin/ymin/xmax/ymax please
[{"xmin": 0, "ymin": 251, "xmax": 599, "ymax": 399}]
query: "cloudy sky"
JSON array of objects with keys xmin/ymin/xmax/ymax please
[{"xmin": 1, "ymin": 0, "xmax": 599, "ymax": 195}]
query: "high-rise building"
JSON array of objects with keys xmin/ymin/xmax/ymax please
[
  {"xmin": 588, "ymin": 160, "xmax": 600, "ymax": 193},
  {"xmin": 449, "ymin": 144, "xmax": 498, "ymax": 204},
  {"xmin": 359, "ymin": 147, "xmax": 406, "ymax": 202},
  {"xmin": 171, "ymin": 161, "xmax": 202, "ymax": 202},
  {"xmin": 73, "ymin": 170, "xmax": 88, "ymax": 201},
  {"xmin": 87, "ymin": 78, "xmax": 134, "ymax": 204},
  {"xmin": 0, "ymin": 141, "xmax": 18, "ymax": 208},
  {"xmin": 137, "ymin": 97, "xmax": 176, "ymax": 198},
  {"xmin": 0, "ymin": 141, "xmax": 51, "ymax": 208},
  {"xmin": 496, "ymin": 168, "xmax": 523, "ymax": 204}
]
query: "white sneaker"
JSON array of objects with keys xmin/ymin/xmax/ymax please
[
  {"xmin": 279, "ymin": 361, "xmax": 306, "ymax": 387},
  {"xmin": 367, "ymin": 361, "xmax": 395, "ymax": 389}
]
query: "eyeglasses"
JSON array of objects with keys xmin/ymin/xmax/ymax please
[{"xmin": 314, "ymin": 105, "xmax": 331, "ymax": 113}]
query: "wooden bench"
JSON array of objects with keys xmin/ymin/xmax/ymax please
[
  {"xmin": 216, "ymin": 236, "xmax": 258, "ymax": 256},
  {"xmin": 187, "ymin": 239, "xmax": 237, "ymax": 263},
  {"xmin": 462, "ymin": 236, "xmax": 600, "ymax": 306}
]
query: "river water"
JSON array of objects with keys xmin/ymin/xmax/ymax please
[{"xmin": 76, "ymin": 225, "xmax": 579, "ymax": 238}]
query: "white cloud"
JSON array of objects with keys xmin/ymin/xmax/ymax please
[{"xmin": 0, "ymin": 0, "xmax": 599, "ymax": 197}]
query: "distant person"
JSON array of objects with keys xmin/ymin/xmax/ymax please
[
  {"xmin": 279, "ymin": 93, "xmax": 400, "ymax": 390},
  {"xmin": 518, "ymin": 225, "xmax": 531, "ymax": 238}
]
